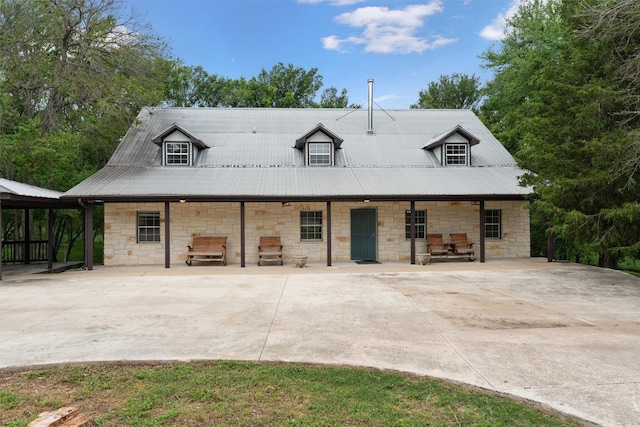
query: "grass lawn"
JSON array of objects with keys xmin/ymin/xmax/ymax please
[{"xmin": 0, "ymin": 361, "xmax": 579, "ymax": 426}]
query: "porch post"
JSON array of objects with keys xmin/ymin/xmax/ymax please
[
  {"xmin": 164, "ymin": 202, "xmax": 171, "ymax": 268},
  {"xmin": 479, "ymin": 200, "xmax": 486, "ymax": 263},
  {"xmin": 547, "ymin": 231, "xmax": 556, "ymax": 262},
  {"xmin": 240, "ymin": 202, "xmax": 245, "ymax": 268},
  {"xmin": 410, "ymin": 201, "xmax": 416, "ymax": 264},
  {"xmin": 84, "ymin": 202, "xmax": 94, "ymax": 270},
  {"xmin": 326, "ymin": 201, "xmax": 332, "ymax": 266},
  {"xmin": 0, "ymin": 200, "xmax": 3, "ymax": 280},
  {"xmin": 47, "ymin": 208, "xmax": 54, "ymax": 270},
  {"xmin": 24, "ymin": 208, "xmax": 30, "ymax": 264}
]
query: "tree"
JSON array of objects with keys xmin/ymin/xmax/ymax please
[
  {"xmin": 162, "ymin": 62, "xmax": 350, "ymax": 109},
  {"xmin": 0, "ymin": 0, "xmax": 171, "ymax": 260},
  {"xmin": 410, "ymin": 73, "xmax": 482, "ymax": 110},
  {"xmin": 317, "ymin": 86, "xmax": 349, "ymax": 108},
  {"xmin": 480, "ymin": 0, "xmax": 640, "ymax": 268},
  {"xmin": 0, "ymin": 0, "xmax": 170, "ymax": 174},
  {"xmin": 249, "ymin": 63, "xmax": 323, "ymax": 108}
]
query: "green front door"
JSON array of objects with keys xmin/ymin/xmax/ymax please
[{"xmin": 351, "ymin": 208, "xmax": 377, "ymax": 261}]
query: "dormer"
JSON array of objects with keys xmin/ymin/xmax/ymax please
[
  {"xmin": 151, "ymin": 124, "xmax": 208, "ymax": 166},
  {"xmin": 422, "ymin": 125, "xmax": 480, "ymax": 166},
  {"xmin": 294, "ymin": 123, "xmax": 343, "ymax": 166}
]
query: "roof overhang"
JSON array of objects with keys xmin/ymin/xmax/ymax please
[{"xmin": 71, "ymin": 194, "xmax": 529, "ymax": 204}]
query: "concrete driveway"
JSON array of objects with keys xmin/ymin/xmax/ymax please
[{"xmin": 1, "ymin": 258, "xmax": 639, "ymax": 426}]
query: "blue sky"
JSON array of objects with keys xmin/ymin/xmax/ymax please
[{"xmin": 124, "ymin": 0, "xmax": 521, "ymax": 108}]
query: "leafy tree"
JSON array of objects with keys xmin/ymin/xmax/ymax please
[
  {"xmin": 0, "ymin": 0, "xmax": 171, "ymax": 260},
  {"xmin": 480, "ymin": 0, "xmax": 640, "ymax": 268},
  {"xmin": 163, "ymin": 62, "xmax": 349, "ymax": 108},
  {"xmin": 164, "ymin": 62, "xmax": 212, "ymax": 107},
  {"xmin": 0, "ymin": 0, "xmax": 170, "ymax": 175},
  {"xmin": 317, "ymin": 86, "xmax": 349, "ymax": 108},
  {"xmin": 410, "ymin": 73, "xmax": 482, "ymax": 110},
  {"xmin": 251, "ymin": 62, "xmax": 323, "ymax": 108}
]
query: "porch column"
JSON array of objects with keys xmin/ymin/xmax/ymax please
[
  {"xmin": 240, "ymin": 202, "xmax": 245, "ymax": 268},
  {"xmin": 165, "ymin": 202, "xmax": 171, "ymax": 268},
  {"xmin": 479, "ymin": 200, "xmax": 486, "ymax": 263},
  {"xmin": 47, "ymin": 208, "xmax": 54, "ymax": 270},
  {"xmin": 547, "ymin": 231, "xmax": 556, "ymax": 262},
  {"xmin": 0, "ymin": 200, "xmax": 3, "ymax": 280},
  {"xmin": 84, "ymin": 202, "xmax": 94, "ymax": 270},
  {"xmin": 24, "ymin": 208, "xmax": 30, "ymax": 264},
  {"xmin": 410, "ymin": 201, "xmax": 416, "ymax": 264},
  {"xmin": 326, "ymin": 201, "xmax": 332, "ymax": 266}
]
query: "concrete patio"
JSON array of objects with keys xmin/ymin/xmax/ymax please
[{"xmin": 0, "ymin": 258, "xmax": 638, "ymax": 426}]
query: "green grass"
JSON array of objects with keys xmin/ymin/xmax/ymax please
[{"xmin": 0, "ymin": 361, "xmax": 579, "ymax": 426}]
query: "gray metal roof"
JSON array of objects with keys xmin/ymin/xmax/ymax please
[
  {"xmin": 1, "ymin": 178, "xmax": 79, "ymax": 209},
  {"xmin": 63, "ymin": 108, "xmax": 531, "ymax": 201},
  {"xmin": 0, "ymin": 178, "xmax": 63, "ymax": 199}
]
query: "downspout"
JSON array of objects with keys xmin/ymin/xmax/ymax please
[{"xmin": 367, "ymin": 79, "xmax": 374, "ymax": 135}]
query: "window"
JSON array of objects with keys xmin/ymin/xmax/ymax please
[
  {"xmin": 485, "ymin": 209, "xmax": 501, "ymax": 239},
  {"xmin": 405, "ymin": 210, "xmax": 426, "ymax": 239},
  {"xmin": 137, "ymin": 212, "xmax": 160, "ymax": 242},
  {"xmin": 445, "ymin": 143, "xmax": 467, "ymax": 166},
  {"xmin": 308, "ymin": 142, "xmax": 332, "ymax": 166},
  {"xmin": 165, "ymin": 142, "xmax": 190, "ymax": 165},
  {"xmin": 300, "ymin": 211, "xmax": 323, "ymax": 241}
]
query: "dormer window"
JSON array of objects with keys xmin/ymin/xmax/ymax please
[
  {"xmin": 445, "ymin": 143, "xmax": 468, "ymax": 166},
  {"xmin": 152, "ymin": 123, "xmax": 209, "ymax": 167},
  {"xmin": 295, "ymin": 123, "xmax": 343, "ymax": 167},
  {"xmin": 422, "ymin": 125, "xmax": 479, "ymax": 167},
  {"xmin": 166, "ymin": 142, "xmax": 191, "ymax": 165},
  {"xmin": 308, "ymin": 142, "xmax": 332, "ymax": 165}
]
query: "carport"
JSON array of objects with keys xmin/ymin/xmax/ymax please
[{"xmin": 0, "ymin": 178, "xmax": 82, "ymax": 280}]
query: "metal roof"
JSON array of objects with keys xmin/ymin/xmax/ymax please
[
  {"xmin": 63, "ymin": 108, "xmax": 532, "ymax": 201},
  {"xmin": 0, "ymin": 178, "xmax": 79, "ymax": 209}
]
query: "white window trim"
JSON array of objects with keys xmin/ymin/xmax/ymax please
[
  {"xmin": 137, "ymin": 211, "xmax": 161, "ymax": 243},
  {"xmin": 405, "ymin": 210, "xmax": 427, "ymax": 239},
  {"xmin": 306, "ymin": 142, "xmax": 333, "ymax": 166},
  {"xmin": 300, "ymin": 211, "xmax": 323, "ymax": 241},
  {"xmin": 444, "ymin": 143, "xmax": 468, "ymax": 166},
  {"xmin": 485, "ymin": 209, "xmax": 502, "ymax": 239},
  {"xmin": 164, "ymin": 141, "xmax": 192, "ymax": 166}
]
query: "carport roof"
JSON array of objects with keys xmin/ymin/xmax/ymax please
[{"xmin": 0, "ymin": 178, "xmax": 80, "ymax": 209}]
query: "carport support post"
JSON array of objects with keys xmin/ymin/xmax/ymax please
[
  {"xmin": 479, "ymin": 200, "xmax": 486, "ymax": 263},
  {"xmin": 0, "ymin": 200, "xmax": 3, "ymax": 280},
  {"xmin": 240, "ymin": 202, "xmax": 245, "ymax": 268},
  {"xmin": 547, "ymin": 231, "xmax": 556, "ymax": 262},
  {"xmin": 84, "ymin": 202, "xmax": 94, "ymax": 271},
  {"xmin": 24, "ymin": 208, "xmax": 30, "ymax": 264},
  {"xmin": 164, "ymin": 202, "xmax": 170, "ymax": 268},
  {"xmin": 47, "ymin": 208, "xmax": 54, "ymax": 271},
  {"xmin": 327, "ymin": 201, "xmax": 332, "ymax": 266}
]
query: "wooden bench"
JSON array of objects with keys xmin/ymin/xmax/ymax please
[
  {"xmin": 421, "ymin": 233, "xmax": 476, "ymax": 263},
  {"xmin": 450, "ymin": 233, "xmax": 476, "ymax": 261},
  {"xmin": 186, "ymin": 236, "xmax": 227, "ymax": 266},
  {"xmin": 259, "ymin": 236, "xmax": 282, "ymax": 266}
]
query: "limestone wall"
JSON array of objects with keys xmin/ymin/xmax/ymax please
[{"xmin": 103, "ymin": 200, "xmax": 530, "ymax": 266}]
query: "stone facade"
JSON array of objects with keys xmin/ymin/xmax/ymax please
[{"xmin": 103, "ymin": 200, "xmax": 530, "ymax": 266}]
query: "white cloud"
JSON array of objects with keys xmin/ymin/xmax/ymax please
[
  {"xmin": 322, "ymin": 2, "xmax": 457, "ymax": 54},
  {"xmin": 480, "ymin": 0, "xmax": 521, "ymax": 41}
]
